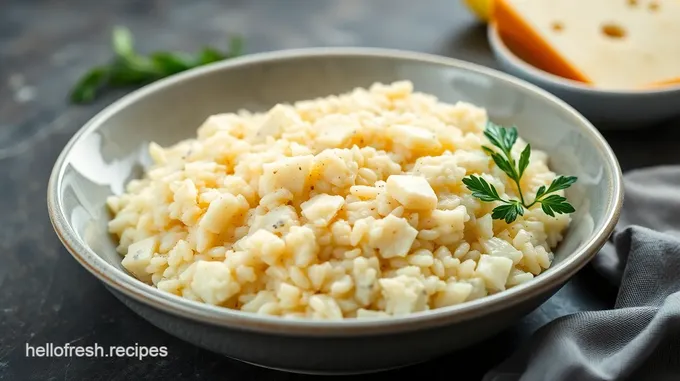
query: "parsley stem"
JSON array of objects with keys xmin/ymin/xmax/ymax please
[
  {"xmin": 525, "ymin": 192, "xmax": 555, "ymax": 210},
  {"xmin": 525, "ymin": 192, "xmax": 548, "ymax": 209},
  {"xmin": 503, "ymin": 148, "xmax": 527, "ymax": 208},
  {"xmin": 514, "ymin": 177, "xmax": 527, "ymax": 207}
]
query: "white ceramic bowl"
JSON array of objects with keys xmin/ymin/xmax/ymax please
[
  {"xmin": 487, "ymin": 23, "xmax": 680, "ymax": 128},
  {"xmin": 48, "ymin": 48, "xmax": 623, "ymax": 374}
]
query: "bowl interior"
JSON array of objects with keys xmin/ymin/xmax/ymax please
[{"xmin": 53, "ymin": 50, "xmax": 618, "ymax": 320}]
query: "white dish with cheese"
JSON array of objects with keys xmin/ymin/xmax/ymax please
[
  {"xmin": 495, "ymin": 0, "xmax": 680, "ymax": 90},
  {"xmin": 488, "ymin": 20, "xmax": 680, "ymax": 127},
  {"xmin": 48, "ymin": 48, "xmax": 624, "ymax": 372},
  {"xmin": 107, "ymin": 81, "xmax": 572, "ymax": 319}
]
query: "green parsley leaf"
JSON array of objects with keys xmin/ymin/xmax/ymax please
[
  {"xmin": 227, "ymin": 35, "xmax": 245, "ymax": 58},
  {"xmin": 492, "ymin": 204, "xmax": 515, "ymax": 222},
  {"xmin": 503, "ymin": 126, "xmax": 518, "ymax": 153},
  {"xmin": 462, "ymin": 175, "xmax": 504, "ymax": 203},
  {"xmin": 492, "ymin": 202, "xmax": 525, "ymax": 224},
  {"xmin": 544, "ymin": 175, "xmax": 578, "ymax": 195},
  {"xmin": 518, "ymin": 144, "xmax": 531, "ymax": 178},
  {"xmin": 535, "ymin": 185, "xmax": 547, "ymax": 200},
  {"xmin": 151, "ymin": 52, "xmax": 193, "ymax": 76},
  {"xmin": 69, "ymin": 67, "xmax": 110, "ymax": 103},
  {"xmin": 484, "ymin": 121, "xmax": 518, "ymax": 155},
  {"xmin": 481, "ymin": 146, "xmax": 495, "ymax": 156},
  {"xmin": 107, "ymin": 63, "xmax": 153, "ymax": 86},
  {"xmin": 112, "ymin": 26, "xmax": 135, "ymax": 59},
  {"xmin": 197, "ymin": 47, "xmax": 227, "ymax": 65},
  {"xmin": 490, "ymin": 152, "xmax": 517, "ymax": 181},
  {"xmin": 483, "ymin": 121, "xmax": 510, "ymax": 153},
  {"xmin": 539, "ymin": 194, "xmax": 576, "ymax": 217}
]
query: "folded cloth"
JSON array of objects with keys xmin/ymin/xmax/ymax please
[{"xmin": 483, "ymin": 166, "xmax": 680, "ymax": 381}]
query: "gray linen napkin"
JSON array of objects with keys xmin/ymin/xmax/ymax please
[{"xmin": 483, "ymin": 166, "xmax": 680, "ymax": 381}]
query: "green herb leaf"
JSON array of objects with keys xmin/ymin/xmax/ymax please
[
  {"xmin": 518, "ymin": 144, "xmax": 531, "ymax": 178},
  {"xmin": 484, "ymin": 121, "xmax": 517, "ymax": 155},
  {"xmin": 112, "ymin": 26, "xmax": 135, "ymax": 59},
  {"xmin": 70, "ymin": 26, "xmax": 245, "ymax": 104},
  {"xmin": 544, "ymin": 175, "xmax": 578, "ymax": 195},
  {"xmin": 503, "ymin": 126, "xmax": 518, "ymax": 153},
  {"xmin": 227, "ymin": 35, "xmax": 244, "ymax": 58},
  {"xmin": 106, "ymin": 61, "xmax": 151, "ymax": 86},
  {"xmin": 462, "ymin": 175, "xmax": 504, "ymax": 203},
  {"xmin": 492, "ymin": 202, "xmax": 524, "ymax": 224},
  {"xmin": 483, "ymin": 121, "xmax": 509, "ymax": 153},
  {"xmin": 70, "ymin": 67, "xmax": 110, "ymax": 103},
  {"xmin": 491, "ymin": 204, "xmax": 515, "ymax": 221},
  {"xmin": 539, "ymin": 194, "xmax": 575, "ymax": 217},
  {"xmin": 151, "ymin": 52, "xmax": 193, "ymax": 75},
  {"xmin": 197, "ymin": 47, "xmax": 226, "ymax": 65},
  {"xmin": 540, "ymin": 202, "xmax": 556, "ymax": 217},
  {"xmin": 490, "ymin": 152, "xmax": 517, "ymax": 181},
  {"xmin": 535, "ymin": 185, "xmax": 547, "ymax": 200},
  {"xmin": 481, "ymin": 146, "xmax": 495, "ymax": 156}
]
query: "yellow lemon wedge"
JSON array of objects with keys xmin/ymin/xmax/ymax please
[{"xmin": 463, "ymin": 0, "xmax": 493, "ymax": 22}]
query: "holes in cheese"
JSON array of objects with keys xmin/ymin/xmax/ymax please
[
  {"xmin": 601, "ymin": 23, "xmax": 627, "ymax": 39},
  {"xmin": 550, "ymin": 21, "xmax": 564, "ymax": 32},
  {"xmin": 494, "ymin": 0, "xmax": 590, "ymax": 83},
  {"xmin": 494, "ymin": 0, "xmax": 680, "ymax": 89}
]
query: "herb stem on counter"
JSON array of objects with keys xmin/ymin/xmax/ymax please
[{"xmin": 70, "ymin": 26, "xmax": 244, "ymax": 104}]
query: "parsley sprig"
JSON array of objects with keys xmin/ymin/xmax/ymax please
[
  {"xmin": 462, "ymin": 122, "xmax": 577, "ymax": 223},
  {"xmin": 70, "ymin": 26, "xmax": 244, "ymax": 104}
]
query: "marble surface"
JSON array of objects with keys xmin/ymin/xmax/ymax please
[{"xmin": 1, "ymin": 0, "xmax": 679, "ymax": 380}]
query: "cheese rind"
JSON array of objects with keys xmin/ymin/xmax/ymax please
[{"xmin": 495, "ymin": 0, "xmax": 680, "ymax": 89}]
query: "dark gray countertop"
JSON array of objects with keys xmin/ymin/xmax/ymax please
[{"xmin": 1, "ymin": 1, "xmax": 679, "ymax": 380}]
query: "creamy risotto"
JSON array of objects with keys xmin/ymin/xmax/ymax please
[{"xmin": 107, "ymin": 81, "xmax": 571, "ymax": 319}]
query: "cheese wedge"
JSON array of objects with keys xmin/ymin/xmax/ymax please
[{"xmin": 494, "ymin": 0, "xmax": 680, "ymax": 89}]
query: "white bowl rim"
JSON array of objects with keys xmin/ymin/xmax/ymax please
[
  {"xmin": 47, "ymin": 47, "xmax": 623, "ymax": 336},
  {"xmin": 487, "ymin": 23, "xmax": 680, "ymax": 96}
]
